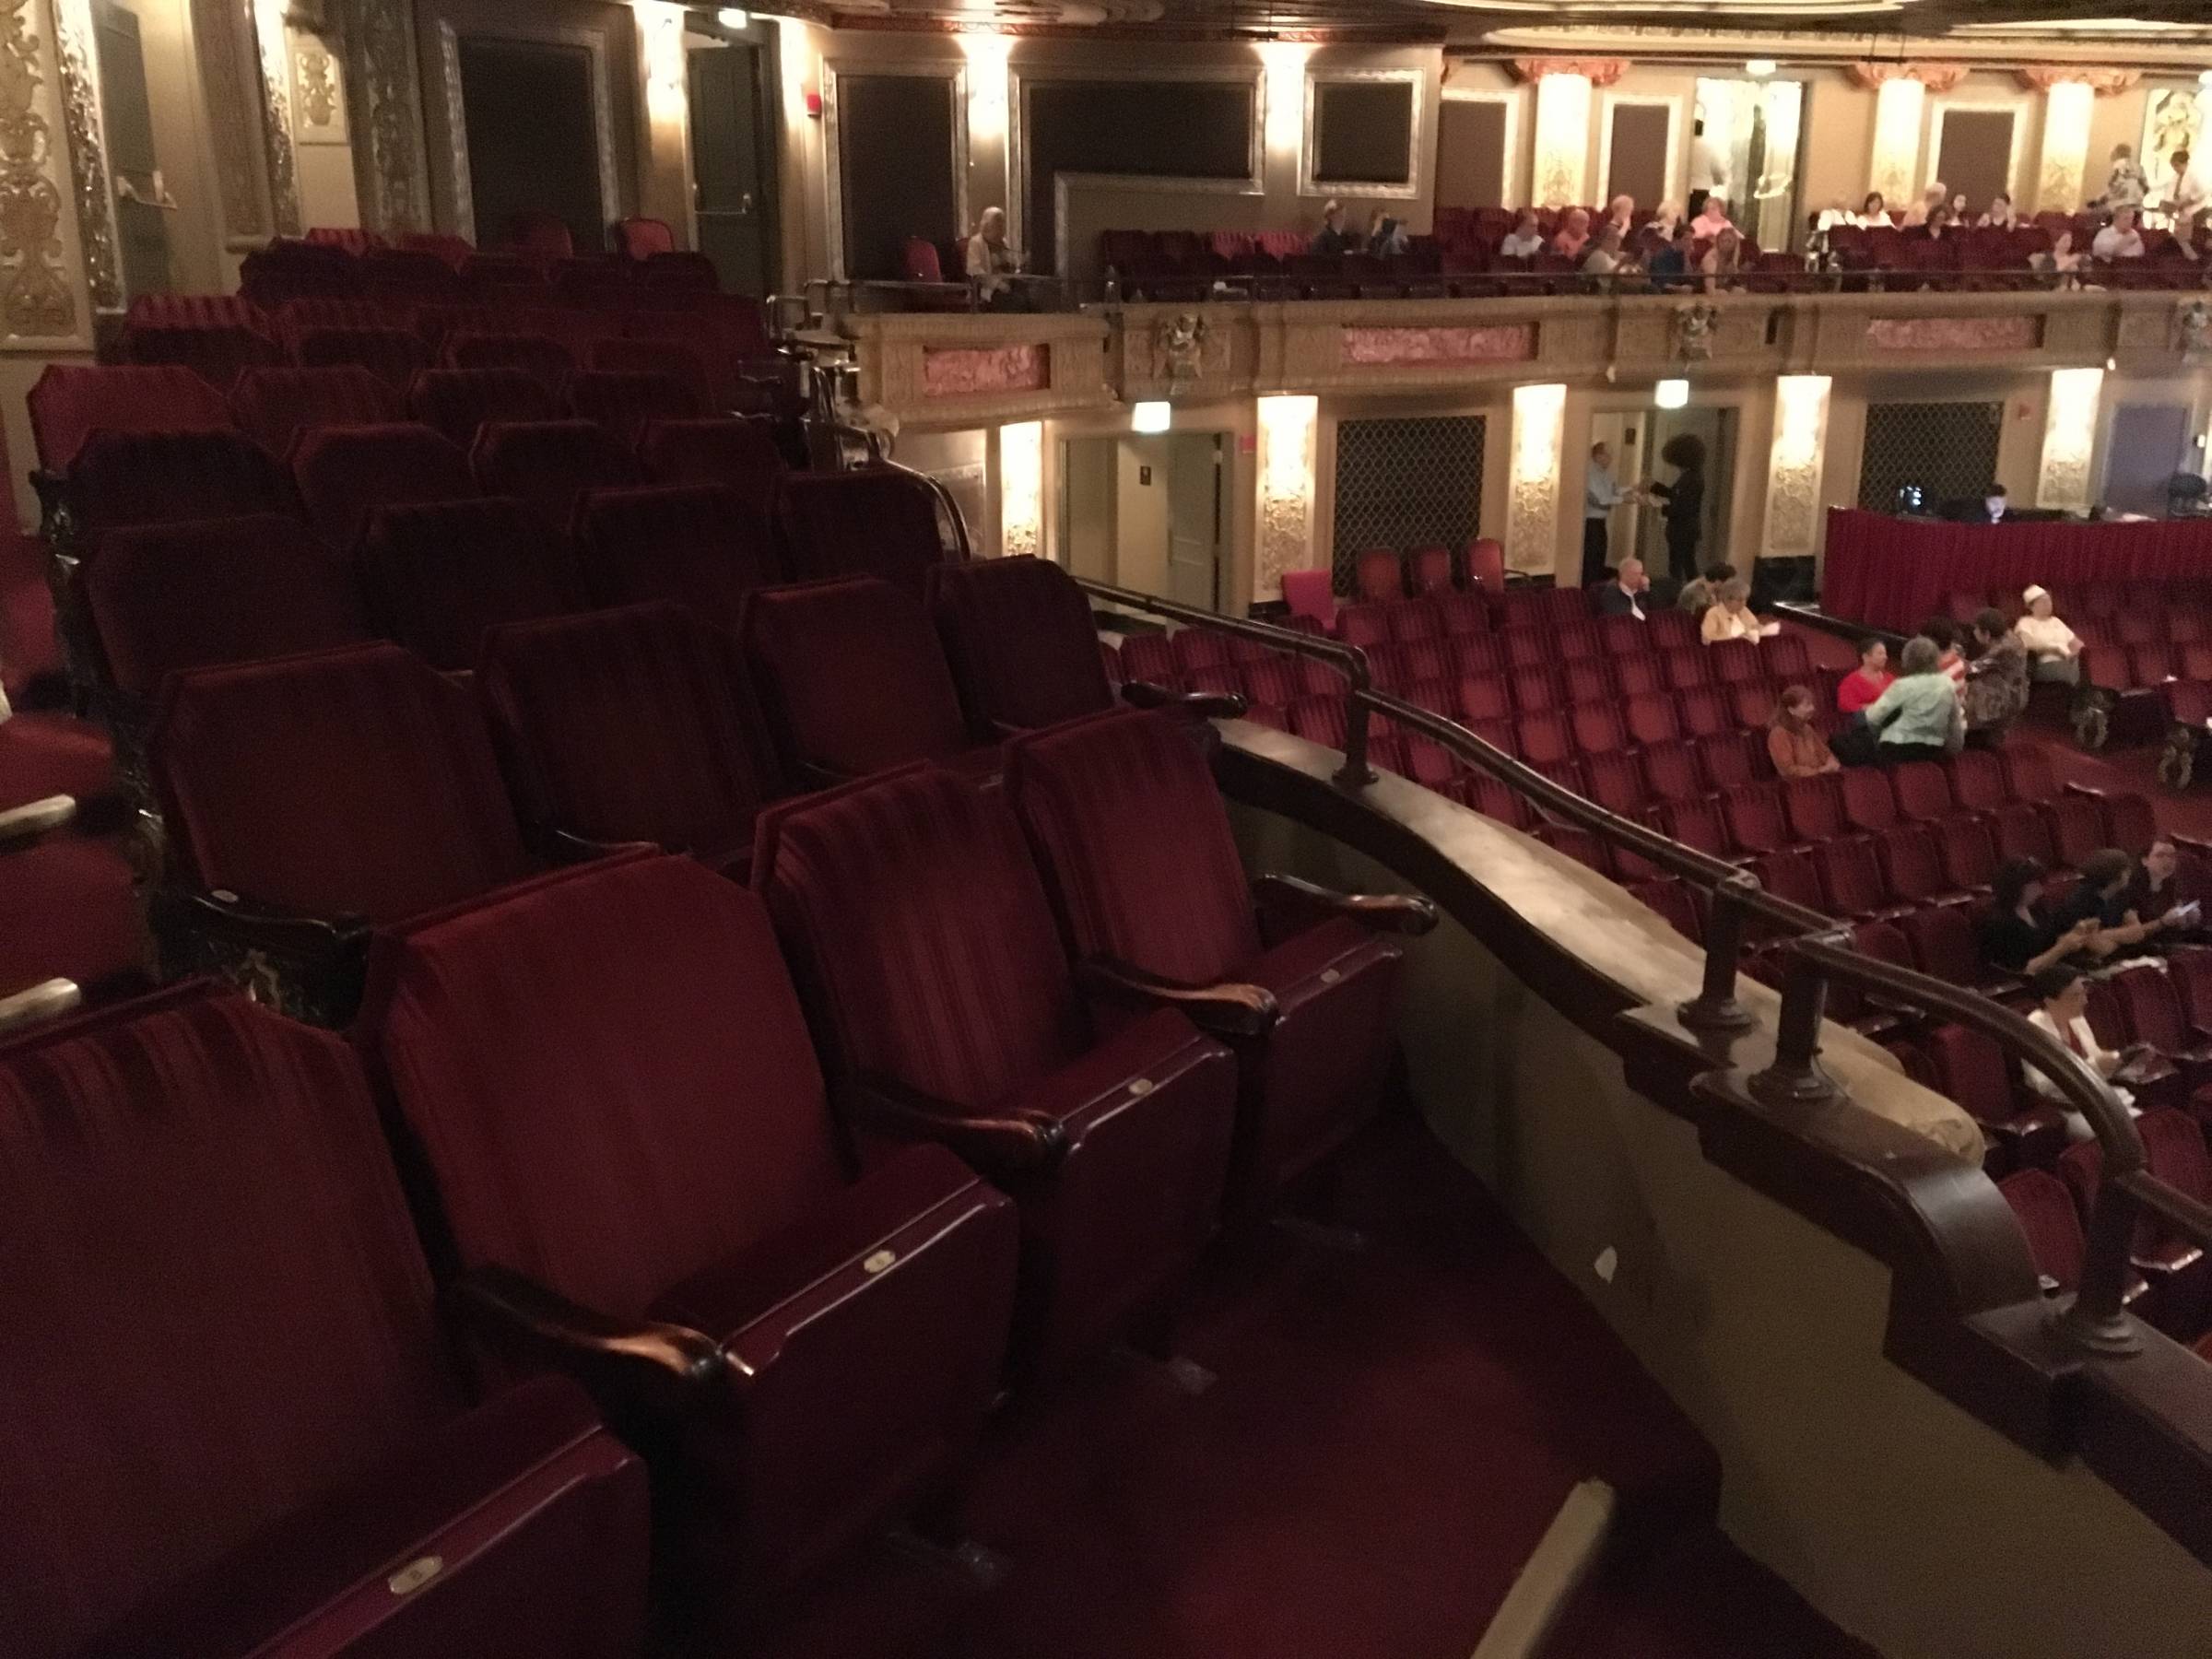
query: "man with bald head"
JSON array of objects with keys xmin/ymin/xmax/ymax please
[{"xmin": 1594, "ymin": 557, "xmax": 1650, "ymax": 620}]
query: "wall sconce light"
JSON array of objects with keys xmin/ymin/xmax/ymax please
[
  {"xmin": 1745, "ymin": 59, "xmax": 1777, "ymax": 78},
  {"xmin": 1654, "ymin": 379, "xmax": 1688, "ymax": 409},
  {"xmin": 1131, "ymin": 400, "xmax": 1171, "ymax": 434}
]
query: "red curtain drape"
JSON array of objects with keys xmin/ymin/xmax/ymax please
[{"xmin": 1821, "ymin": 509, "xmax": 2212, "ymax": 633}]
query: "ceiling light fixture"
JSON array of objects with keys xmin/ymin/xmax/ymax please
[
  {"xmin": 1745, "ymin": 58, "xmax": 1777, "ymax": 77},
  {"xmin": 1654, "ymin": 379, "xmax": 1689, "ymax": 409},
  {"xmin": 717, "ymin": 6, "xmax": 749, "ymax": 25},
  {"xmin": 1132, "ymin": 400, "xmax": 1171, "ymax": 434}
]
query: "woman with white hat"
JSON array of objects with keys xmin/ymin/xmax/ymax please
[{"xmin": 2013, "ymin": 585, "xmax": 2082, "ymax": 685}]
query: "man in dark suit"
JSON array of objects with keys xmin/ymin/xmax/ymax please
[{"xmin": 1594, "ymin": 557, "xmax": 1651, "ymax": 619}]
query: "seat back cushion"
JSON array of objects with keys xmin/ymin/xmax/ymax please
[
  {"xmin": 360, "ymin": 855, "xmax": 843, "ymax": 1318},
  {"xmin": 151, "ymin": 641, "xmax": 531, "ymax": 923},
  {"xmin": 755, "ymin": 767, "xmax": 1079, "ymax": 1108},
  {"xmin": 637, "ymin": 416, "xmax": 786, "ymax": 505},
  {"xmin": 29, "ymin": 363, "xmax": 234, "ymax": 472},
  {"xmin": 357, "ymin": 495, "xmax": 586, "ymax": 671},
  {"xmin": 229, "ymin": 366, "xmax": 402, "ymax": 456},
  {"xmin": 0, "ymin": 985, "xmax": 447, "ymax": 1659},
  {"xmin": 471, "ymin": 419, "xmax": 648, "ymax": 527},
  {"xmin": 1005, "ymin": 708, "xmax": 1262, "ymax": 984},
  {"xmin": 88, "ymin": 514, "xmax": 374, "ymax": 696},
  {"xmin": 291, "ymin": 422, "xmax": 477, "ymax": 548},
  {"xmin": 573, "ymin": 482, "xmax": 779, "ymax": 630},
  {"xmin": 928, "ymin": 556, "xmax": 1113, "ymax": 731},
  {"xmin": 479, "ymin": 603, "xmax": 776, "ymax": 865},
  {"xmin": 741, "ymin": 578, "xmax": 971, "ymax": 776},
  {"xmin": 68, "ymin": 429, "xmax": 296, "ymax": 533},
  {"xmin": 778, "ymin": 470, "xmax": 948, "ymax": 591}
]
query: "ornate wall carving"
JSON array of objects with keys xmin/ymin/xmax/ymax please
[
  {"xmin": 338, "ymin": 0, "xmax": 429, "ymax": 231},
  {"xmin": 1339, "ymin": 324, "xmax": 1532, "ymax": 367},
  {"xmin": 1504, "ymin": 382, "xmax": 1564, "ymax": 577},
  {"xmin": 292, "ymin": 32, "xmax": 344, "ymax": 139},
  {"xmin": 1863, "ymin": 315, "xmax": 2040, "ymax": 353},
  {"xmin": 923, "ymin": 343, "xmax": 1048, "ymax": 397},
  {"xmin": 1253, "ymin": 394, "xmax": 1317, "ymax": 601},
  {"xmin": 2038, "ymin": 366, "xmax": 2102, "ymax": 510},
  {"xmin": 1763, "ymin": 375, "xmax": 1830, "ymax": 558},
  {"xmin": 252, "ymin": 0, "xmax": 300, "ymax": 233},
  {"xmin": 1846, "ymin": 61, "xmax": 1968, "ymax": 95},
  {"xmin": 0, "ymin": 0, "xmax": 79, "ymax": 341},
  {"xmin": 192, "ymin": 0, "xmax": 271, "ymax": 242},
  {"xmin": 49, "ymin": 0, "xmax": 113, "ymax": 312}
]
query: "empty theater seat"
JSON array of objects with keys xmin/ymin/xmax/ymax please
[
  {"xmin": 408, "ymin": 365, "xmax": 561, "ymax": 447},
  {"xmin": 358, "ymin": 496, "xmax": 587, "ymax": 671},
  {"xmin": 353, "ymin": 852, "xmax": 1019, "ymax": 1603},
  {"xmin": 472, "ymin": 419, "xmax": 649, "ymax": 530},
  {"xmin": 444, "ymin": 330, "xmax": 576, "ymax": 392},
  {"xmin": 567, "ymin": 369, "xmax": 704, "ymax": 445},
  {"xmin": 1006, "ymin": 707, "xmax": 1430, "ymax": 1208},
  {"xmin": 229, "ymin": 364, "xmax": 403, "ymax": 456},
  {"xmin": 755, "ymin": 765, "xmax": 1239, "ymax": 1373},
  {"xmin": 293, "ymin": 324, "xmax": 431, "ymax": 389},
  {"xmin": 929, "ymin": 555, "xmax": 1120, "ymax": 732},
  {"xmin": 26, "ymin": 363, "xmax": 236, "ymax": 477},
  {"xmin": 118, "ymin": 311, "xmax": 282, "ymax": 389},
  {"xmin": 478, "ymin": 603, "xmax": 782, "ymax": 875},
  {"xmin": 0, "ymin": 982, "xmax": 650, "ymax": 1659},
  {"xmin": 292, "ymin": 422, "xmax": 478, "ymax": 548},
  {"xmin": 742, "ymin": 577, "xmax": 995, "ymax": 783},
  {"xmin": 84, "ymin": 514, "xmax": 375, "ymax": 701},
  {"xmin": 638, "ymin": 415, "xmax": 787, "ymax": 504},
  {"xmin": 778, "ymin": 468, "xmax": 955, "ymax": 591},
  {"xmin": 65, "ymin": 429, "xmax": 298, "ymax": 536},
  {"xmin": 572, "ymin": 482, "xmax": 779, "ymax": 630},
  {"xmin": 149, "ymin": 643, "xmax": 551, "ymax": 1015}
]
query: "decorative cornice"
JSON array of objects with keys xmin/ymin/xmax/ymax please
[
  {"xmin": 2018, "ymin": 65, "xmax": 2141, "ymax": 95},
  {"xmin": 1845, "ymin": 61, "xmax": 1969, "ymax": 94},
  {"xmin": 1510, "ymin": 56, "xmax": 1629, "ymax": 88}
]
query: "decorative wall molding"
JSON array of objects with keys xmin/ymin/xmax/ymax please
[
  {"xmin": 48, "ymin": 0, "xmax": 113, "ymax": 313},
  {"xmin": 1505, "ymin": 382, "xmax": 1565, "ymax": 578},
  {"xmin": 1509, "ymin": 57, "xmax": 1627, "ymax": 88},
  {"xmin": 1863, "ymin": 314, "xmax": 2040, "ymax": 353},
  {"xmin": 0, "ymin": 0, "xmax": 82, "ymax": 344},
  {"xmin": 1846, "ymin": 61, "xmax": 1968, "ymax": 95},
  {"xmin": 923, "ymin": 343, "xmax": 1048, "ymax": 397},
  {"xmin": 339, "ymin": 0, "xmax": 429, "ymax": 232},
  {"xmin": 192, "ymin": 0, "xmax": 273, "ymax": 244},
  {"xmin": 2018, "ymin": 66, "xmax": 2139, "ymax": 96},
  {"xmin": 1254, "ymin": 393, "xmax": 1317, "ymax": 601},
  {"xmin": 2037, "ymin": 366, "xmax": 2102, "ymax": 510},
  {"xmin": 1339, "ymin": 323, "xmax": 1532, "ymax": 367},
  {"xmin": 253, "ymin": 0, "xmax": 301, "ymax": 235},
  {"xmin": 291, "ymin": 29, "xmax": 347, "ymax": 144},
  {"xmin": 1763, "ymin": 374, "xmax": 1830, "ymax": 558}
]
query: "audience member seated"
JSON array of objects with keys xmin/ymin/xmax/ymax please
[
  {"xmin": 1366, "ymin": 208, "xmax": 1407, "ymax": 258},
  {"xmin": 1979, "ymin": 193, "xmax": 2019, "ymax": 230},
  {"xmin": 1982, "ymin": 858, "xmax": 2100, "ymax": 977},
  {"xmin": 1974, "ymin": 484, "xmax": 2013, "ymax": 524},
  {"xmin": 2034, "ymin": 230, "xmax": 2085, "ymax": 284},
  {"xmin": 1550, "ymin": 207, "xmax": 1593, "ymax": 260},
  {"xmin": 1675, "ymin": 560, "xmax": 1731, "ymax": 619},
  {"xmin": 1902, "ymin": 183, "xmax": 1946, "ymax": 227},
  {"xmin": 2024, "ymin": 963, "xmax": 2139, "ymax": 1135},
  {"xmin": 1594, "ymin": 556, "xmax": 1651, "ymax": 620},
  {"xmin": 1498, "ymin": 208, "xmax": 1545, "ymax": 259},
  {"xmin": 1962, "ymin": 607, "xmax": 2028, "ymax": 746},
  {"xmin": 1700, "ymin": 227, "xmax": 1744, "ymax": 289},
  {"xmin": 2015, "ymin": 584, "xmax": 2082, "ymax": 684},
  {"xmin": 1838, "ymin": 637, "xmax": 1894, "ymax": 714},
  {"xmin": 1767, "ymin": 685, "xmax": 1839, "ymax": 779},
  {"xmin": 2051, "ymin": 847, "xmax": 2173, "ymax": 959},
  {"xmin": 2126, "ymin": 838, "xmax": 2204, "ymax": 940},
  {"xmin": 1310, "ymin": 199, "xmax": 1355, "ymax": 257},
  {"xmin": 966, "ymin": 206, "xmax": 1030, "ymax": 311},
  {"xmin": 1853, "ymin": 191, "xmax": 1893, "ymax": 228},
  {"xmin": 2092, "ymin": 206, "xmax": 2147, "ymax": 260},
  {"xmin": 1648, "ymin": 223, "xmax": 1697, "ymax": 289},
  {"xmin": 1699, "ymin": 578, "xmax": 1773, "ymax": 643},
  {"xmin": 1581, "ymin": 227, "xmax": 1634, "ymax": 281},
  {"xmin": 1861, "ymin": 635, "xmax": 1963, "ymax": 764},
  {"xmin": 1689, "ymin": 195, "xmax": 1734, "ymax": 239},
  {"xmin": 1604, "ymin": 194, "xmax": 1635, "ymax": 237},
  {"xmin": 1924, "ymin": 616, "xmax": 1968, "ymax": 695}
]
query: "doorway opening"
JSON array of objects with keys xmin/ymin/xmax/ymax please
[
  {"xmin": 457, "ymin": 37, "xmax": 606, "ymax": 253},
  {"xmin": 1588, "ymin": 405, "xmax": 1737, "ymax": 586},
  {"xmin": 686, "ymin": 24, "xmax": 779, "ymax": 296},
  {"xmin": 1055, "ymin": 430, "xmax": 1228, "ymax": 609}
]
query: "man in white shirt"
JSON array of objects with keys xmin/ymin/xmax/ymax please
[
  {"xmin": 2158, "ymin": 147, "xmax": 2206, "ymax": 228},
  {"xmin": 2092, "ymin": 206, "xmax": 2146, "ymax": 259},
  {"xmin": 1498, "ymin": 207, "xmax": 1545, "ymax": 259},
  {"xmin": 2015, "ymin": 584, "xmax": 2083, "ymax": 684},
  {"xmin": 1583, "ymin": 442, "xmax": 1638, "ymax": 584},
  {"xmin": 1687, "ymin": 119, "xmax": 1729, "ymax": 221}
]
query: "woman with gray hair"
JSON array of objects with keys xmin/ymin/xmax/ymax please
[{"xmin": 1860, "ymin": 635, "xmax": 1965, "ymax": 765}]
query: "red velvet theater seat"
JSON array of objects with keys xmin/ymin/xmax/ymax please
[
  {"xmin": 27, "ymin": 363, "xmax": 235, "ymax": 475},
  {"xmin": 355, "ymin": 853, "xmax": 1019, "ymax": 1602},
  {"xmin": 473, "ymin": 418, "xmax": 650, "ymax": 531},
  {"xmin": 573, "ymin": 482, "xmax": 780, "ymax": 631},
  {"xmin": 755, "ymin": 766, "xmax": 1239, "ymax": 1373},
  {"xmin": 85, "ymin": 513, "xmax": 375, "ymax": 699},
  {"xmin": 928, "ymin": 555, "xmax": 1119, "ymax": 733},
  {"xmin": 638, "ymin": 415, "xmax": 788, "ymax": 505},
  {"xmin": 0, "ymin": 983, "xmax": 649, "ymax": 1659},
  {"xmin": 741, "ymin": 577, "xmax": 996, "ymax": 784},
  {"xmin": 409, "ymin": 365, "xmax": 561, "ymax": 448},
  {"xmin": 1006, "ymin": 707, "xmax": 1430, "ymax": 1209},
  {"xmin": 151, "ymin": 641, "xmax": 536, "ymax": 933},
  {"xmin": 778, "ymin": 468, "xmax": 955, "ymax": 592},
  {"xmin": 359, "ymin": 495, "xmax": 588, "ymax": 672},
  {"xmin": 445, "ymin": 329, "xmax": 577, "ymax": 393},
  {"xmin": 294, "ymin": 324, "xmax": 432, "ymax": 389},
  {"xmin": 293, "ymin": 421, "xmax": 479, "ymax": 549},
  {"xmin": 567, "ymin": 368, "xmax": 704, "ymax": 446},
  {"xmin": 230, "ymin": 364, "xmax": 403, "ymax": 456},
  {"xmin": 478, "ymin": 603, "xmax": 782, "ymax": 877},
  {"xmin": 65, "ymin": 428, "xmax": 299, "ymax": 535}
]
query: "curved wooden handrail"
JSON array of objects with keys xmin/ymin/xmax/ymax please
[{"xmin": 1081, "ymin": 579, "xmax": 2209, "ymax": 1359}]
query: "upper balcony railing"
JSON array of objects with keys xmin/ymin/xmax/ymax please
[{"xmin": 1075, "ymin": 578, "xmax": 2212, "ymax": 1364}]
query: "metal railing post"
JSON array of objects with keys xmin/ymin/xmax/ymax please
[
  {"xmin": 1336, "ymin": 689, "xmax": 1376, "ymax": 790},
  {"xmin": 1749, "ymin": 942, "xmax": 1847, "ymax": 1108},
  {"xmin": 2062, "ymin": 1188, "xmax": 2147, "ymax": 1357},
  {"xmin": 1677, "ymin": 874, "xmax": 1759, "ymax": 1034}
]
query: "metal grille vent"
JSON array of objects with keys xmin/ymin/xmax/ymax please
[
  {"xmin": 1858, "ymin": 401, "xmax": 2003, "ymax": 514},
  {"xmin": 1331, "ymin": 415, "xmax": 1486, "ymax": 593}
]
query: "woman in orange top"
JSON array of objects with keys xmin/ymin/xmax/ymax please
[
  {"xmin": 1836, "ymin": 638, "xmax": 1894, "ymax": 715},
  {"xmin": 1767, "ymin": 685, "xmax": 1841, "ymax": 779}
]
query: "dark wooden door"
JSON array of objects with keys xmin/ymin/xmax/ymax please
[{"xmin": 688, "ymin": 41, "xmax": 773, "ymax": 296}]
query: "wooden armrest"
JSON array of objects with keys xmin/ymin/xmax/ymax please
[
  {"xmin": 451, "ymin": 1264, "xmax": 733, "ymax": 1389},
  {"xmin": 1253, "ymin": 871, "xmax": 1440, "ymax": 936},
  {"xmin": 1119, "ymin": 680, "xmax": 1250, "ymax": 720},
  {"xmin": 841, "ymin": 1072, "xmax": 1066, "ymax": 1180},
  {"xmin": 0, "ymin": 977, "xmax": 81, "ymax": 1038},
  {"xmin": 1075, "ymin": 955, "xmax": 1278, "ymax": 1039},
  {"xmin": 544, "ymin": 828, "xmax": 653, "ymax": 865},
  {"xmin": 0, "ymin": 794, "xmax": 74, "ymax": 851},
  {"xmin": 175, "ymin": 887, "xmax": 371, "ymax": 961}
]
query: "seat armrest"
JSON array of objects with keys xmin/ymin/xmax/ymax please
[
  {"xmin": 841, "ymin": 1071, "xmax": 1067, "ymax": 1180},
  {"xmin": 1253, "ymin": 871, "xmax": 1440, "ymax": 937},
  {"xmin": 168, "ymin": 885, "xmax": 371, "ymax": 961},
  {"xmin": 1075, "ymin": 955, "xmax": 1279, "ymax": 1039},
  {"xmin": 2131, "ymin": 1242, "xmax": 2206, "ymax": 1277},
  {"xmin": 545, "ymin": 828, "xmax": 657, "ymax": 865},
  {"xmin": 452, "ymin": 1263, "xmax": 735, "ymax": 1394},
  {"xmin": 0, "ymin": 977, "xmax": 81, "ymax": 1037},
  {"xmin": 0, "ymin": 793, "xmax": 73, "ymax": 852},
  {"xmin": 1119, "ymin": 679, "xmax": 1250, "ymax": 719},
  {"xmin": 2063, "ymin": 779, "xmax": 2111, "ymax": 799}
]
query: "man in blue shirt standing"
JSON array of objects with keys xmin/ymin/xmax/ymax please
[{"xmin": 1583, "ymin": 441, "xmax": 1638, "ymax": 585}]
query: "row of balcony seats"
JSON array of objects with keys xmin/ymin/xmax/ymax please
[
  {"xmin": 305, "ymin": 212, "xmax": 688, "ymax": 265},
  {"xmin": 8, "ymin": 694, "xmax": 1422, "ymax": 1653},
  {"xmin": 239, "ymin": 228, "xmax": 722, "ymax": 311},
  {"xmin": 2000, "ymin": 1104, "xmax": 2212, "ymax": 1345},
  {"xmin": 114, "ymin": 291, "xmax": 784, "ymax": 414},
  {"xmin": 1340, "ymin": 542, "xmax": 1512, "ymax": 605}
]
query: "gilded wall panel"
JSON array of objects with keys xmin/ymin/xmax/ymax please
[{"xmin": 0, "ymin": 0, "xmax": 88, "ymax": 346}]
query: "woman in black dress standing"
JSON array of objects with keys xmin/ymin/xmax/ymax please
[{"xmin": 1652, "ymin": 431, "xmax": 1707, "ymax": 584}]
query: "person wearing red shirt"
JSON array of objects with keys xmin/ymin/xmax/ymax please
[{"xmin": 1837, "ymin": 637, "xmax": 1894, "ymax": 715}]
